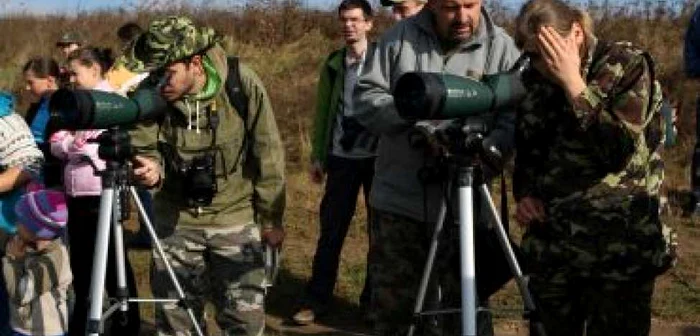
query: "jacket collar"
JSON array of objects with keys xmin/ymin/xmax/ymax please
[
  {"xmin": 328, "ymin": 43, "xmax": 374, "ymax": 72},
  {"xmin": 327, "ymin": 47, "xmax": 345, "ymax": 72}
]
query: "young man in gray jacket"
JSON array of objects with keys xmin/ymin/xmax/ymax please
[{"xmin": 352, "ymin": 0, "xmax": 520, "ymax": 334}]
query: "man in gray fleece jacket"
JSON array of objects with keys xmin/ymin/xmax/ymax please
[{"xmin": 352, "ymin": 0, "xmax": 520, "ymax": 334}]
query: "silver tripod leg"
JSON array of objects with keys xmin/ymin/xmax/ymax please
[
  {"xmin": 87, "ymin": 188, "xmax": 116, "ymax": 336},
  {"xmin": 407, "ymin": 201, "xmax": 448, "ymax": 336},
  {"xmin": 478, "ymin": 185, "xmax": 547, "ymax": 336},
  {"xmin": 129, "ymin": 187, "xmax": 205, "ymax": 336},
  {"xmin": 458, "ymin": 184, "xmax": 477, "ymax": 336},
  {"xmin": 112, "ymin": 186, "xmax": 129, "ymax": 322}
]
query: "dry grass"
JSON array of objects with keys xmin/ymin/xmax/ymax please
[{"xmin": 2, "ymin": 1, "xmax": 700, "ymax": 334}]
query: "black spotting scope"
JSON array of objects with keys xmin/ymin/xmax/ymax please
[
  {"xmin": 393, "ymin": 54, "xmax": 530, "ymax": 121},
  {"xmin": 49, "ymin": 86, "xmax": 168, "ymax": 130}
]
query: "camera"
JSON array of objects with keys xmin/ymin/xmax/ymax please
[{"xmin": 182, "ymin": 154, "xmax": 218, "ymax": 208}]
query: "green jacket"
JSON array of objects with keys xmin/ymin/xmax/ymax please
[
  {"xmin": 310, "ymin": 44, "xmax": 376, "ymax": 167},
  {"xmin": 130, "ymin": 45, "xmax": 286, "ymax": 230}
]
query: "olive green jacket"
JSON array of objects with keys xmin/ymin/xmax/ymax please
[{"xmin": 130, "ymin": 45, "xmax": 286, "ymax": 230}]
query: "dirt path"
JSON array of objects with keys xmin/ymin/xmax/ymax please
[{"xmin": 265, "ymin": 316, "xmax": 700, "ymax": 336}]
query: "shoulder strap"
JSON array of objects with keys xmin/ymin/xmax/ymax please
[
  {"xmin": 225, "ymin": 56, "xmax": 262, "ymax": 171},
  {"xmin": 226, "ymin": 56, "xmax": 249, "ymax": 125},
  {"xmin": 586, "ymin": 40, "xmax": 613, "ymax": 83},
  {"xmin": 640, "ymin": 51, "xmax": 658, "ymax": 114},
  {"xmin": 588, "ymin": 41, "xmax": 658, "ymax": 122},
  {"xmin": 639, "ymin": 51, "xmax": 667, "ymax": 150}
]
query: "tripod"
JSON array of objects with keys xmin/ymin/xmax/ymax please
[
  {"xmin": 85, "ymin": 128, "xmax": 204, "ymax": 336},
  {"xmin": 406, "ymin": 125, "xmax": 546, "ymax": 336}
]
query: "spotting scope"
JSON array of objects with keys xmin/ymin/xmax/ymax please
[
  {"xmin": 49, "ymin": 86, "xmax": 168, "ymax": 130},
  {"xmin": 393, "ymin": 54, "xmax": 530, "ymax": 121}
]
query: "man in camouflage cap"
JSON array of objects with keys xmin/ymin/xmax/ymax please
[
  {"xmin": 379, "ymin": 0, "xmax": 425, "ymax": 21},
  {"xmin": 512, "ymin": 0, "xmax": 674, "ymax": 334},
  {"xmin": 55, "ymin": 31, "xmax": 84, "ymax": 58},
  {"xmin": 127, "ymin": 15, "xmax": 286, "ymax": 336}
]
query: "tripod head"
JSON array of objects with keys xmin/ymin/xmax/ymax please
[
  {"xmin": 410, "ymin": 118, "xmax": 504, "ymax": 176},
  {"xmin": 81, "ymin": 127, "xmax": 137, "ymax": 195},
  {"xmin": 94, "ymin": 127, "xmax": 134, "ymax": 164}
]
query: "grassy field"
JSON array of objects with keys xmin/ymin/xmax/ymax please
[
  {"xmin": 1, "ymin": 1, "xmax": 700, "ymax": 334},
  {"xmin": 122, "ymin": 169, "xmax": 700, "ymax": 335}
]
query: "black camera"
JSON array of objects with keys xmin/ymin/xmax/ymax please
[{"xmin": 182, "ymin": 154, "xmax": 218, "ymax": 208}]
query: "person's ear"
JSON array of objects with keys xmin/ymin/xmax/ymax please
[
  {"xmin": 91, "ymin": 64, "xmax": 101, "ymax": 79},
  {"xmin": 571, "ymin": 21, "xmax": 585, "ymax": 46},
  {"xmin": 189, "ymin": 55, "xmax": 204, "ymax": 75},
  {"xmin": 47, "ymin": 76, "xmax": 57, "ymax": 89}
]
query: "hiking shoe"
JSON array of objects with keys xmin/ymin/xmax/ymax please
[{"xmin": 292, "ymin": 307, "xmax": 317, "ymax": 325}]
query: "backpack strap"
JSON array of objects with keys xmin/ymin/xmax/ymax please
[
  {"xmin": 226, "ymin": 56, "xmax": 249, "ymax": 126},
  {"xmin": 586, "ymin": 40, "xmax": 613, "ymax": 83},
  {"xmin": 225, "ymin": 56, "xmax": 262, "ymax": 171},
  {"xmin": 588, "ymin": 41, "xmax": 658, "ymax": 128}
]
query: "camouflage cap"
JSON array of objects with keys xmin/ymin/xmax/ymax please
[
  {"xmin": 56, "ymin": 31, "xmax": 85, "ymax": 46},
  {"xmin": 124, "ymin": 16, "xmax": 221, "ymax": 72},
  {"xmin": 380, "ymin": 0, "xmax": 426, "ymax": 6}
]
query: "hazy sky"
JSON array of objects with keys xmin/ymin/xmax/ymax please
[
  {"xmin": 2, "ymin": 0, "xmax": 529, "ymax": 14},
  {"xmin": 4, "ymin": 0, "xmax": 339, "ymax": 14}
]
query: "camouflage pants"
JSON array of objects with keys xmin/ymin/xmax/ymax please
[
  {"xmin": 151, "ymin": 223, "xmax": 266, "ymax": 336},
  {"xmin": 528, "ymin": 271, "xmax": 655, "ymax": 336},
  {"xmin": 369, "ymin": 208, "xmax": 508, "ymax": 336}
]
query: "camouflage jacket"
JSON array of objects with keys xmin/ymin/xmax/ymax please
[{"xmin": 513, "ymin": 39, "xmax": 669, "ymax": 279}]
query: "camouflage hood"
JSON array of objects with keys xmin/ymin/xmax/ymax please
[
  {"xmin": 124, "ymin": 16, "xmax": 222, "ymax": 73},
  {"xmin": 169, "ymin": 44, "xmax": 229, "ymax": 131}
]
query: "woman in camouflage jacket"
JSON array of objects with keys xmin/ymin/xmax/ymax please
[{"xmin": 512, "ymin": 0, "xmax": 672, "ymax": 335}]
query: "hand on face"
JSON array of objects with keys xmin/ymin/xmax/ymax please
[{"xmin": 536, "ymin": 26, "xmax": 586, "ymax": 99}]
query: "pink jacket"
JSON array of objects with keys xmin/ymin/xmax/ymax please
[{"xmin": 50, "ymin": 81, "xmax": 113, "ymax": 197}]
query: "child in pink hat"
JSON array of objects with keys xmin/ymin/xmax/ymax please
[{"xmin": 2, "ymin": 189, "xmax": 71, "ymax": 336}]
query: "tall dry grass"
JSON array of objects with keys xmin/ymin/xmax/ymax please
[{"xmin": 0, "ymin": 0, "xmax": 697, "ymax": 167}]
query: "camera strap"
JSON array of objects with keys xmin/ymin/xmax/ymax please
[
  {"xmin": 208, "ymin": 102, "xmax": 231, "ymax": 183},
  {"xmin": 207, "ymin": 101, "xmax": 219, "ymax": 149}
]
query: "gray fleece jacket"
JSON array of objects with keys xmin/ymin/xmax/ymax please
[{"xmin": 352, "ymin": 7, "xmax": 521, "ymax": 222}]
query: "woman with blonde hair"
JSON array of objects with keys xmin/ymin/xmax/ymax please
[{"xmin": 512, "ymin": 0, "xmax": 672, "ymax": 334}]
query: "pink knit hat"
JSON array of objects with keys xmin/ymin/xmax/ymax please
[{"xmin": 14, "ymin": 190, "xmax": 68, "ymax": 240}]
